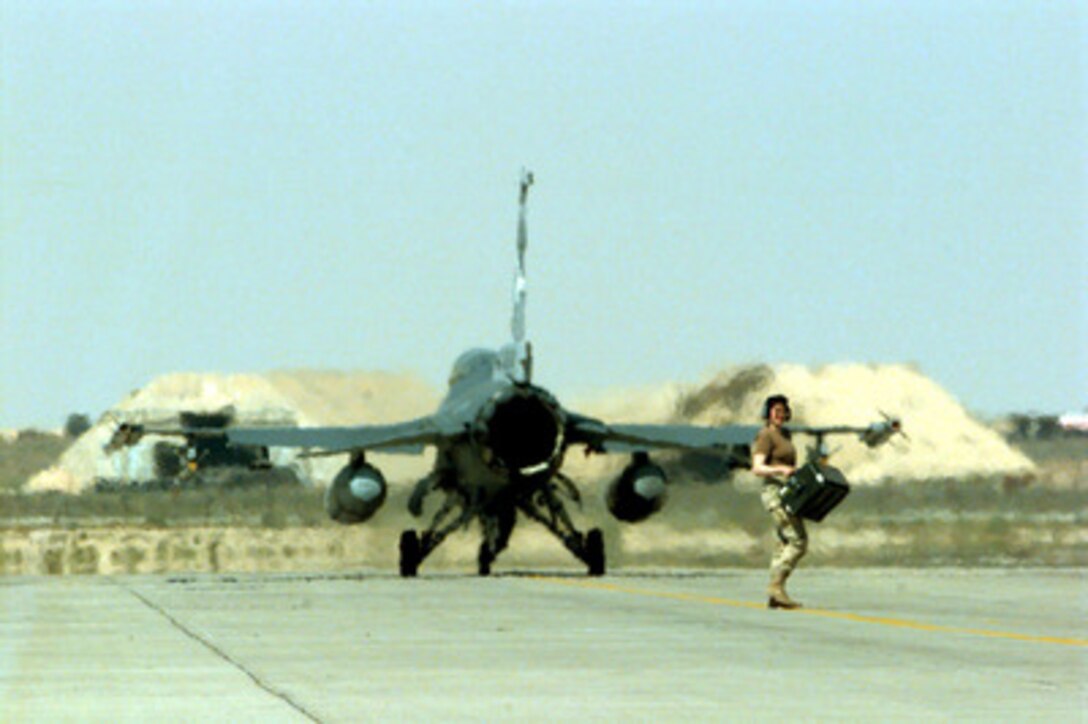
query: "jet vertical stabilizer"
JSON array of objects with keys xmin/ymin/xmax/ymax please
[{"xmin": 500, "ymin": 169, "xmax": 534, "ymax": 383}]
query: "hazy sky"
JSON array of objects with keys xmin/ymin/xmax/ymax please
[{"xmin": 2, "ymin": 1, "xmax": 1084, "ymax": 428}]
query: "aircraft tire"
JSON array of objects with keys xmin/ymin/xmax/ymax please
[
  {"xmin": 399, "ymin": 530, "xmax": 420, "ymax": 578},
  {"xmin": 477, "ymin": 543, "xmax": 493, "ymax": 577},
  {"xmin": 585, "ymin": 528, "xmax": 605, "ymax": 576}
]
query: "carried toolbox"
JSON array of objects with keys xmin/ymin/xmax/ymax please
[{"xmin": 780, "ymin": 462, "xmax": 850, "ymax": 522}]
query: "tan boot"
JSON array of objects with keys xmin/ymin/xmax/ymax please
[{"xmin": 767, "ymin": 570, "xmax": 801, "ymax": 610}]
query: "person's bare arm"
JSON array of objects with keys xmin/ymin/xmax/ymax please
[{"xmin": 751, "ymin": 452, "xmax": 795, "ymax": 479}]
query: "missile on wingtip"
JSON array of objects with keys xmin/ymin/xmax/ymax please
[{"xmin": 859, "ymin": 418, "xmax": 902, "ymax": 448}]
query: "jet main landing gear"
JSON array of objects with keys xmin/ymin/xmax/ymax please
[{"xmin": 399, "ymin": 530, "xmax": 421, "ymax": 577}]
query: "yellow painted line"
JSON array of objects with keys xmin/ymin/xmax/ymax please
[{"xmin": 529, "ymin": 576, "xmax": 1088, "ymax": 648}]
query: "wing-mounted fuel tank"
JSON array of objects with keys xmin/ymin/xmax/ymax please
[
  {"xmin": 605, "ymin": 452, "xmax": 668, "ymax": 523},
  {"xmin": 325, "ymin": 454, "xmax": 388, "ymax": 524}
]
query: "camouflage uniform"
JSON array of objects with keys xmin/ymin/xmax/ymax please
[
  {"xmin": 752, "ymin": 426, "xmax": 807, "ymax": 577},
  {"xmin": 760, "ymin": 483, "xmax": 808, "ymax": 578}
]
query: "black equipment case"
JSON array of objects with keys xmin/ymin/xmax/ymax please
[{"xmin": 780, "ymin": 462, "xmax": 850, "ymax": 522}]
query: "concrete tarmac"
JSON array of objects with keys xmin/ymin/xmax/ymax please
[{"xmin": 1, "ymin": 568, "xmax": 1084, "ymax": 722}]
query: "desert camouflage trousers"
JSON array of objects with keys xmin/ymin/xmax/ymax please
[{"xmin": 761, "ymin": 483, "xmax": 808, "ymax": 577}]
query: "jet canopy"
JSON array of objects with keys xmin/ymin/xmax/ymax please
[{"xmin": 448, "ymin": 348, "xmax": 501, "ymax": 388}]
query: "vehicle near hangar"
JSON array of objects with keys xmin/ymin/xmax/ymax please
[{"xmin": 97, "ymin": 406, "xmax": 307, "ymax": 491}]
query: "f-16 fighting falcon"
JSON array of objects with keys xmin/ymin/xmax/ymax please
[{"xmin": 222, "ymin": 171, "xmax": 901, "ymax": 577}]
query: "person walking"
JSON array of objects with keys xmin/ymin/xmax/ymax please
[{"xmin": 750, "ymin": 394, "xmax": 807, "ymax": 609}]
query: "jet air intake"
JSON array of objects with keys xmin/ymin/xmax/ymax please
[
  {"xmin": 473, "ymin": 385, "xmax": 566, "ymax": 477},
  {"xmin": 326, "ymin": 457, "xmax": 388, "ymax": 524},
  {"xmin": 606, "ymin": 453, "xmax": 668, "ymax": 523}
]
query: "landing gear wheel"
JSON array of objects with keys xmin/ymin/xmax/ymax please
[
  {"xmin": 585, "ymin": 528, "xmax": 605, "ymax": 576},
  {"xmin": 477, "ymin": 543, "xmax": 493, "ymax": 577},
  {"xmin": 399, "ymin": 530, "xmax": 420, "ymax": 578}
]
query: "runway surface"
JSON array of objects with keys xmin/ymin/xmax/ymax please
[{"xmin": 1, "ymin": 568, "xmax": 1084, "ymax": 722}]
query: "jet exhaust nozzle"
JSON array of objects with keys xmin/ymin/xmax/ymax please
[
  {"xmin": 606, "ymin": 453, "xmax": 668, "ymax": 523},
  {"xmin": 474, "ymin": 385, "xmax": 566, "ymax": 477},
  {"xmin": 325, "ymin": 459, "xmax": 388, "ymax": 524}
]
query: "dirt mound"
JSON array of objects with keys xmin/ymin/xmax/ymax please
[{"xmin": 265, "ymin": 369, "xmax": 437, "ymax": 425}]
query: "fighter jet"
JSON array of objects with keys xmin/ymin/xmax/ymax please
[{"xmin": 226, "ymin": 172, "xmax": 900, "ymax": 576}]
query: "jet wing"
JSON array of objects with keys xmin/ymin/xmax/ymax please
[
  {"xmin": 226, "ymin": 416, "xmax": 446, "ymax": 455},
  {"xmin": 568, "ymin": 414, "xmax": 760, "ymax": 454}
]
